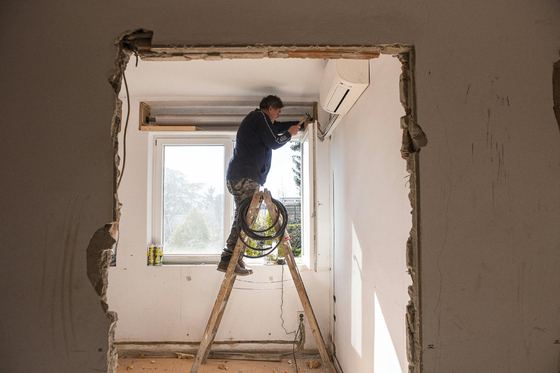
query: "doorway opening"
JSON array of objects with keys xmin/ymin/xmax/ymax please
[{"xmin": 96, "ymin": 29, "xmax": 426, "ymax": 373}]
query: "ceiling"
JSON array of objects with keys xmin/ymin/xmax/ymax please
[{"xmin": 123, "ymin": 57, "xmax": 329, "ymax": 102}]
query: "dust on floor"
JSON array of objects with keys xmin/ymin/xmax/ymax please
[{"xmin": 116, "ymin": 356, "xmax": 329, "ymax": 373}]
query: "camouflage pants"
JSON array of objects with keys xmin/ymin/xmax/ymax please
[{"xmin": 222, "ymin": 178, "xmax": 260, "ymax": 260}]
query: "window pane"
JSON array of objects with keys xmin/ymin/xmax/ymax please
[
  {"xmin": 262, "ymin": 141, "xmax": 302, "ymax": 258},
  {"xmin": 163, "ymin": 145, "xmax": 224, "ymax": 255}
]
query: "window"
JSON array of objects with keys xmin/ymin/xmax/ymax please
[
  {"xmin": 150, "ymin": 133, "xmax": 311, "ymax": 265},
  {"xmin": 151, "ymin": 135, "xmax": 234, "ymax": 263}
]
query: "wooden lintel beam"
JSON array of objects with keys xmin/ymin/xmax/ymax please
[
  {"xmin": 270, "ymin": 50, "xmax": 380, "ymax": 59},
  {"xmin": 146, "ymin": 45, "xmax": 389, "ymax": 61},
  {"xmin": 140, "ymin": 125, "xmax": 196, "ymax": 131}
]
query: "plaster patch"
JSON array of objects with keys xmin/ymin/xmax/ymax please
[{"xmin": 85, "ymin": 223, "xmax": 118, "ymax": 372}]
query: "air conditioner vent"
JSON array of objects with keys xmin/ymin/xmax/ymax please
[{"xmin": 320, "ymin": 60, "xmax": 369, "ymax": 116}]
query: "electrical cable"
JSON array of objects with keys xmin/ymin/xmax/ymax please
[
  {"xmin": 292, "ymin": 316, "xmax": 304, "ymax": 373},
  {"xmin": 236, "ymin": 195, "xmax": 289, "ymax": 258},
  {"xmin": 404, "ymin": 174, "xmax": 411, "ymax": 187},
  {"xmin": 117, "ymin": 70, "xmax": 131, "ymax": 190},
  {"xmin": 277, "ymin": 262, "xmax": 307, "ymax": 372},
  {"xmin": 279, "ymin": 319, "xmax": 305, "ymax": 359},
  {"xmin": 280, "ymin": 263, "xmax": 295, "ymax": 335},
  {"xmin": 112, "ymin": 69, "xmax": 131, "ymax": 265},
  {"xmin": 274, "ymin": 264, "xmax": 306, "ymax": 371},
  {"xmin": 232, "ymin": 285, "xmax": 296, "ymax": 291},
  {"xmin": 236, "ymin": 278, "xmax": 292, "ymax": 284},
  {"xmin": 237, "ymin": 196, "xmax": 302, "ymax": 372},
  {"xmin": 278, "ymin": 298, "xmax": 305, "ymax": 368},
  {"xmin": 316, "ymin": 120, "xmax": 324, "ymax": 136}
]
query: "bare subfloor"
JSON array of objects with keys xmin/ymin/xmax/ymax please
[{"xmin": 116, "ymin": 357, "xmax": 329, "ymax": 373}]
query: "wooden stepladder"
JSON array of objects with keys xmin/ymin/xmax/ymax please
[{"xmin": 190, "ymin": 189, "xmax": 335, "ymax": 373}]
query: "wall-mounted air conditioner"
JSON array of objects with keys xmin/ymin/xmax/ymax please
[{"xmin": 319, "ymin": 59, "xmax": 369, "ymax": 138}]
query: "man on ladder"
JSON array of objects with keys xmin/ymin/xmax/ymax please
[
  {"xmin": 217, "ymin": 95, "xmax": 308, "ymax": 275},
  {"xmin": 192, "ymin": 98, "xmax": 335, "ymax": 373}
]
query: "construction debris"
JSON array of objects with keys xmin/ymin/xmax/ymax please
[
  {"xmin": 175, "ymin": 352, "xmax": 195, "ymax": 359},
  {"xmin": 306, "ymin": 360, "xmax": 322, "ymax": 369}
]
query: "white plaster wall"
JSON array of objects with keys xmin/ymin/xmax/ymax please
[
  {"xmin": 330, "ymin": 56, "xmax": 411, "ymax": 372},
  {"xmin": 109, "ymin": 263, "xmax": 330, "ymax": 349},
  {"xmin": 108, "ymin": 93, "xmax": 331, "ymax": 350},
  {"xmin": 3, "ymin": 1, "xmax": 560, "ymax": 372},
  {"xmin": 418, "ymin": 14, "xmax": 560, "ymax": 373}
]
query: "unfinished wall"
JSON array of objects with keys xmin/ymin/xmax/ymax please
[
  {"xmin": 107, "ymin": 83, "xmax": 331, "ymax": 351},
  {"xmin": 329, "ymin": 56, "xmax": 411, "ymax": 372},
  {"xmin": 2, "ymin": 1, "xmax": 560, "ymax": 372},
  {"xmin": 418, "ymin": 18, "xmax": 560, "ymax": 373}
]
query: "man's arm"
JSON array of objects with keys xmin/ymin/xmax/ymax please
[
  {"xmin": 272, "ymin": 120, "xmax": 299, "ymax": 134},
  {"xmin": 257, "ymin": 113, "xmax": 298, "ymax": 149},
  {"xmin": 275, "ymin": 114, "xmax": 313, "ymax": 133}
]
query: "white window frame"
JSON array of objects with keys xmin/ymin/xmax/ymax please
[
  {"xmin": 148, "ymin": 130, "xmax": 316, "ymax": 267},
  {"xmin": 149, "ymin": 133, "xmax": 235, "ymax": 264},
  {"xmin": 299, "ymin": 122, "xmax": 318, "ymax": 270}
]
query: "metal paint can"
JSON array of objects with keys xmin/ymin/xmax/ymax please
[
  {"xmin": 155, "ymin": 245, "xmax": 163, "ymax": 265},
  {"xmin": 147, "ymin": 245, "xmax": 163, "ymax": 266},
  {"xmin": 148, "ymin": 245, "xmax": 156, "ymax": 265}
]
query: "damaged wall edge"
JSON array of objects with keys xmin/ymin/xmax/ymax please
[
  {"xmin": 86, "ymin": 223, "xmax": 118, "ymax": 313},
  {"xmin": 553, "ymin": 55, "xmax": 560, "ymax": 132},
  {"xmin": 398, "ymin": 49, "xmax": 425, "ymax": 373},
  {"xmin": 84, "ymin": 28, "xmax": 153, "ymax": 373},
  {"xmin": 104, "ymin": 29, "xmax": 427, "ymax": 372},
  {"xmin": 86, "ymin": 223, "xmax": 118, "ymax": 372}
]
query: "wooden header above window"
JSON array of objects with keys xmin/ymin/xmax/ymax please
[
  {"xmin": 119, "ymin": 30, "xmax": 410, "ymax": 62},
  {"xmin": 139, "ymin": 101, "xmax": 316, "ymax": 132}
]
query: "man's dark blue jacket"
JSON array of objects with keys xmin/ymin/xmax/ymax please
[{"xmin": 226, "ymin": 109, "xmax": 298, "ymax": 185}]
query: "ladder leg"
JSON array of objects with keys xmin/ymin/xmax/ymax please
[
  {"xmin": 200, "ymin": 277, "xmax": 236, "ymax": 363},
  {"xmin": 262, "ymin": 190, "xmax": 336, "ymax": 373},
  {"xmin": 189, "ymin": 262, "xmax": 237, "ymax": 373},
  {"xmin": 201, "ymin": 246, "xmax": 251, "ymax": 363},
  {"xmin": 190, "ymin": 190, "xmax": 263, "ymax": 373},
  {"xmin": 284, "ymin": 243, "xmax": 336, "ymax": 372},
  {"xmin": 201, "ymin": 240, "xmax": 254, "ymax": 363}
]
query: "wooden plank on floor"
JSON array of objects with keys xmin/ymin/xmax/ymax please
[{"xmin": 208, "ymin": 352, "xmax": 283, "ymax": 362}]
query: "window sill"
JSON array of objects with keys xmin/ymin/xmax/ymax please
[{"xmin": 159, "ymin": 257, "xmax": 307, "ymax": 269}]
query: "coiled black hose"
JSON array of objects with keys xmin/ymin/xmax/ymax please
[{"xmin": 236, "ymin": 195, "xmax": 289, "ymax": 258}]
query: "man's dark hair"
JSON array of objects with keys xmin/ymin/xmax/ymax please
[{"xmin": 259, "ymin": 95, "xmax": 284, "ymax": 110}]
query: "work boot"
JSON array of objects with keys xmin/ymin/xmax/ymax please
[
  {"xmin": 217, "ymin": 257, "xmax": 253, "ymax": 276},
  {"xmin": 238, "ymin": 258, "xmax": 253, "ymax": 273}
]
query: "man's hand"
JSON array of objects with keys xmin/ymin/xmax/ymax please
[
  {"xmin": 288, "ymin": 125, "xmax": 300, "ymax": 136},
  {"xmin": 301, "ymin": 121, "xmax": 313, "ymax": 130}
]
